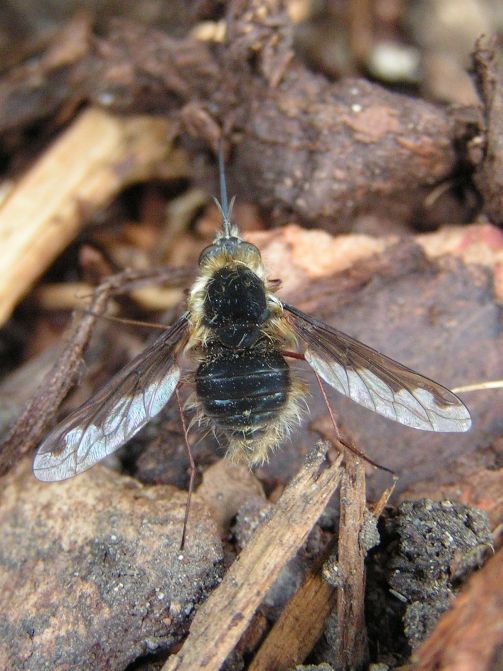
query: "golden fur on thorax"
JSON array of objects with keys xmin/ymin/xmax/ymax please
[
  {"xmin": 185, "ymin": 236, "xmax": 306, "ymax": 465},
  {"xmin": 186, "ymin": 242, "xmax": 294, "ymax": 350}
]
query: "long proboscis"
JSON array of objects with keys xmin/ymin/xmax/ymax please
[{"xmin": 214, "ymin": 141, "xmax": 236, "ymax": 238}]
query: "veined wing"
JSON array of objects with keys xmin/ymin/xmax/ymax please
[
  {"xmin": 284, "ymin": 303, "xmax": 471, "ymax": 432},
  {"xmin": 33, "ymin": 314, "xmax": 190, "ymax": 481}
]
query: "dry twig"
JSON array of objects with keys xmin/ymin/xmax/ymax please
[
  {"xmin": 248, "ymin": 562, "xmax": 335, "ymax": 671},
  {"xmin": 333, "ymin": 453, "xmax": 369, "ymax": 668},
  {"xmin": 0, "ymin": 264, "xmax": 191, "ymax": 475},
  {"xmin": 249, "ymin": 452, "xmax": 375, "ymax": 671}
]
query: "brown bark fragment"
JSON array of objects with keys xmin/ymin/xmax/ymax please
[
  {"xmin": 471, "ymin": 39, "xmax": 503, "ymax": 226},
  {"xmin": 410, "ymin": 548, "xmax": 503, "ymax": 671},
  {"xmin": 333, "ymin": 454, "xmax": 369, "ymax": 668},
  {"xmin": 230, "ymin": 75, "xmax": 457, "ymax": 229},
  {"xmin": 248, "ymin": 569, "xmax": 336, "ymax": 671},
  {"xmin": 248, "ymin": 455, "xmax": 377, "ymax": 671},
  {"xmin": 0, "ymin": 107, "xmax": 187, "ymax": 326}
]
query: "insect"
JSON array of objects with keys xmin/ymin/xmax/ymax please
[{"xmin": 33, "ymin": 149, "xmax": 472, "ymax": 484}]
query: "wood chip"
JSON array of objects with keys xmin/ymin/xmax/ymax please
[
  {"xmin": 249, "ymin": 452, "xmax": 375, "ymax": 671},
  {"xmin": 248, "ymin": 566, "xmax": 335, "ymax": 671},
  {"xmin": 0, "ymin": 107, "xmax": 187, "ymax": 325},
  {"xmin": 333, "ymin": 453, "xmax": 369, "ymax": 669},
  {"xmin": 162, "ymin": 445, "xmax": 344, "ymax": 671}
]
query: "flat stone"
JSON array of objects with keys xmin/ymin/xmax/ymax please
[{"xmin": 0, "ymin": 461, "xmax": 223, "ymax": 670}]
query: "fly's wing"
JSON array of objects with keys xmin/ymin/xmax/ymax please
[
  {"xmin": 33, "ymin": 314, "xmax": 190, "ymax": 481},
  {"xmin": 284, "ymin": 304, "xmax": 471, "ymax": 432}
]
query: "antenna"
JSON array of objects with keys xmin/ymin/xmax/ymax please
[{"xmin": 214, "ymin": 140, "xmax": 235, "ymax": 238}]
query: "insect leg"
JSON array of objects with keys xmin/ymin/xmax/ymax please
[
  {"xmin": 313, "ymin": 370, "xmax": 396, "ymax": 477},
  {"xmin": 176, "ymin": 383, "xmax": 196, "ymax": 551},
  {"xmin": 283, "ymin": 350, "xmax": 393, "ymax": 473},
  {"xmin": 77, "ymin": 308, "xmax": 168, "ymax": 330},
  {"xmin": 282, "ymin": 350, "xmax": 305, "ymax": 360}
]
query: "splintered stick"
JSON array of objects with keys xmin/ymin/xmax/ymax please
[
  {"xmin": 334, "ymin": 452, "xmax": 369, "ymax": 669},
  {"xmin": 162, "ymin": 445, "xmax": 344, "ymax": 671},
  {"xmin": 248, "ymin": 562, "xmax": 336, "ymax": 671},
  {"xmin": 250, "ymin": 451, "xmax": 374, "ymax": 671},
  {"xmin": 0, "ymin": 107, "xmax": 186, "ymax": 326}
]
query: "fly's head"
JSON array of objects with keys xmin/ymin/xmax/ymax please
[{"xmin": 198, "ymin": 235, "xmax": 264, "ymax": 275}]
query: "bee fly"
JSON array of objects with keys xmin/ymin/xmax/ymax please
[{"xmin": 33, "ymin": 149, "xmax": 472, "ymax": 485}]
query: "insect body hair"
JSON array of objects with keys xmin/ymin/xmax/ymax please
[
  {"xmin": 187, "ymin": 375, "xmax": 308, "ymax": 466},
  {"xmin": 187, "ymin": 242, "xmax": 269, "ymax": 350},
  {"xmin": 186, "ymin": 238, "xmax": 306, "ymax": 464},
  {"xmin": 223, "ymin": 376, "xmax": 307, "ymax": 465}
]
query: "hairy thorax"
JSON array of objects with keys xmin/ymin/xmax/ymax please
[{"xmin": 186, "ymin": 242, "xmax": 304, "ymax": 465}]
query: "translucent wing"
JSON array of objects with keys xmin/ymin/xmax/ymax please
[
  {"xmin": 33, "ymin": 314, "xmax": 190, "ymax": 481},
  {"xmin": 284, "ymin": 303, "xmax": 471, "ymax": 432}
]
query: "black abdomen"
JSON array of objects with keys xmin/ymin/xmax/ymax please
[{"xmin": 195, "ymin": 346, "xmax": 290, "ymax": 435}]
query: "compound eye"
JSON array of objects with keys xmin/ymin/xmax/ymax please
[
  {"xmin": 238, "ymin": 241, "xmax": 261, "ymax": 261},
  {"xmin": 199, "ymin": 237, "xmax": 240, "ymax": 266},
  {"xmin": 198, "ymin": 244, "xmax": 219, "ymax": 266}
]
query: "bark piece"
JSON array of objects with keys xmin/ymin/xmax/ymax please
[
  {"xmin": 0, "ymin": 462, "xmax": 223, "ymax": 671},
  {"xmin": 417, "ymin": 222, "xmax": 503, "ymax": 290},
  {"xmin": 315, "ymin": 455, "xmax": 375, "ymax": 670},
  {"xmin": 161, "ymin": 445, "xmax": 344, "ymax": 671},
  {"xmin": 332, "ymin": 454, "xmax": 369, "ymax": 668},
  {"xmin": 0, "ymin": 7, "xmax": 473, "ymax": 229},
  {"xmin": 249, "ymin": 455, "xmax": 371, "ymax": 671},
  {"xmin": 231, "ymin": 75, "xmax": 459, "ymax": 229},
  {"xmin": 411, "ymin": 547, "xmax": 503, "ymax": 671},
  {"xmin": 248, "ymin": 569, "xmax": 335, "ymax": 671},
  {"xmin": 214, "ymin": 1, "xmax": 465, "ymax": 227},
  {"xmin": 471, "ymin": 39, "xmax": 503, "ymax": 225}
]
